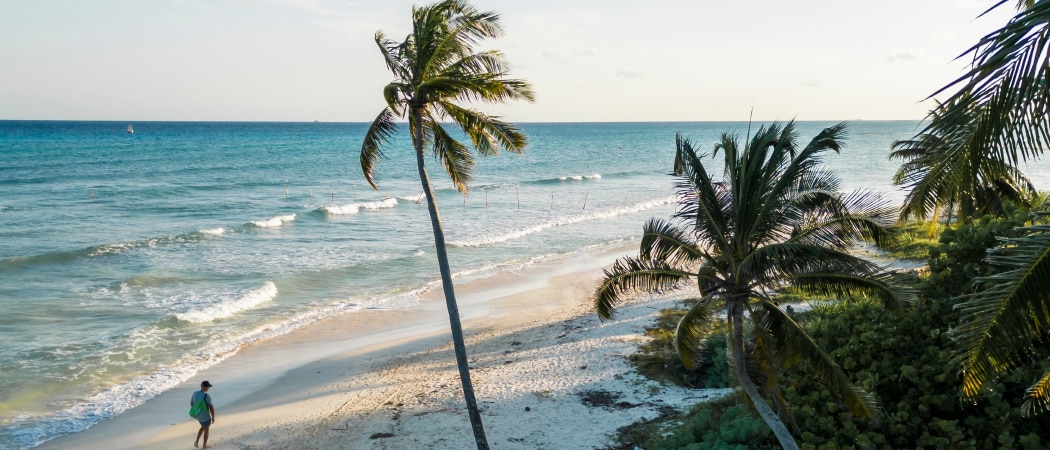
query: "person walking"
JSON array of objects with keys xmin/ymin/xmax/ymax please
[{"xmin": 190, "ymin": 381, "xmax": 215, "ymax": 448}]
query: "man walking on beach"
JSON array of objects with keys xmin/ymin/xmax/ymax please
[{"xmin": 191, "ymin": 381, "xmax": 215, "ymax": 448}]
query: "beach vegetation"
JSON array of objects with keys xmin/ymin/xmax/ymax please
[
  {"xmin": 625, "ymin": 213, "xmax": 1050, "ymax": 448},
  {"xmin": 611, "ymin": 391, "xmax": 776, "ymax": 450},
  {"xmin": 595, "ymin": 122, "xmax": 909, "ymax": 449},
  {"xmin": 360, "ymin": 1, "xmax": 533, "ymax": 447},
  {"xmin": 873, "ymin": 220, "xmax": 942, "ymax": 259}
]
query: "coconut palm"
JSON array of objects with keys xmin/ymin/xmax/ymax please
[
  {"xmin": 595, "ymin": 122, "xmax": 907, "ymax": 449},
  {"xmin": 890, "ymin": 99, "xmax": 1036, "ymax": 224},
  {"xmin": 360, "ymin": 1, "xmax": 533, "ymax": 447},
  {"xmin": 919, "ymin": 0, "xmax": 1050, "ymax": 417}
]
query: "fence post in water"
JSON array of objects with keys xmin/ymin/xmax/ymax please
[
  {"xmin": 550, "ymin": 194, "xmax": 554, "ymax": 214},
  {"xmin": 485, "ymin": 191, "xmax": 488, "ymax": 208},
  {"xmin": 353, "ymin": 185, "xmax": 358, "ymax": 202},
  {"xmin": 285, "ymin": 180, "xmax": 289, "ymax": 200},
  {"xmin": 330, "ymin": 184, "xmax": 334, "ymax": 202},
  {"xmin": 516, "ymin": 185, "xmax": 520, "ymax": 209},
  {"xmin": 308, "ymin": 186, "xmax": 313, "ymax": 198},
  {"xmin": 583, "ymin": 192, "xmax": 588, "ymax": 211}
]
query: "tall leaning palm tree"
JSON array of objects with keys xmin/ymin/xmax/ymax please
[
  {"xmin": 595, "ymin": 122, "xmax": 907, "ymax": 450},
  {"xmin": 890, "ymin": 99, "xmax": 1036, "ymax": 224},
  {"xmin": 926, "ymin": 0, "xmax": 1050, "ymax": 416},
  {"xmin": 359, "ymin": 1, "xmax": 533, "ymax": 448}
]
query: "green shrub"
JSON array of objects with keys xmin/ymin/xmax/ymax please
[
  {"xmin": 629, "ymin": 308, "xmax": 733, "ymax": 389},
  {"xmin": 922, "ymin": 209, "xmax": 1029, "ymax": 299},
  {"xmin": 877, "ymin": 220, "xmax": 944, "ymax": 260},
  {"xmin": 615, "ymin": 392, "xmax": 776, "ymax": 450},
  {"xmin": 782, "ymin": 298, "xmax": 1050, "ymax": 449}
]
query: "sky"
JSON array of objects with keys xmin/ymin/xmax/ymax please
[{"xmin": 0, "ymin": 0, "xmax": 1019, "ymax": 122}]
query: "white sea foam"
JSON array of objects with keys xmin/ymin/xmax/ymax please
[
  {"xmin": 557, "ymin": 173, "xmax": 602, "ymax": 181},
  {"xmin": 250, "ymin": 214, "xmax": 296, "ymax": 228},
  {"xmin": 175, "ymin": 281, "xmax": 278, "ymax": 323},
  {"xmin": 449, "ymin": 196, "xmax": 674, "ymax": 247},
  {"xmin": 320, "ymin": 198, "xmax": 399, "ymax": 215},
  {"xmin": 399, "ymin": 193, "xmax": 427, "ymax": 203},
  {"xmin": 200, "ymin": 227, "xmax": 225, "ymax": 236}
]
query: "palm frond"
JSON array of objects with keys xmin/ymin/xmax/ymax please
[
  {"xmin": 437, "ymin": 101, "xmax": 528, "ymax": 154},
  {"xmin": 674, "ymin": 297, "xmax": 720, "ymax": 369},
  {"xmin": 374, "ymin": 30, "xmax": 409, "ymax": 80},
  {"xmin": 673, "ymin": 135, "xmax": 733, "ymax": 258},
  {"xmin": 360, "ymin": 108, "xmax": 398, "ymax": 190},
  {"xmin": 594, "ymin": 257, "xmax": 694, "ymax": 320},
  {"xmin": 928, "ymin": 1, "xmax": 1050, "ymax": 163},
  {"xmin": 791, "ymin": 269, "xmax": 911, "ymax": 314},
  {"xmin": 791, "ymin": 190, "xmax": 897, "ymax": 248},
  {"xmin": 751, "ymin": 299, "xmax": 879, "ymax": 418},
  {"xmin": 427, "ymin": 116, "xmax": 473, "ymax": 192},
  {"xmin": 1022, "ymin": 369, "xmax": 1050, "ymax": 416},
  {"xmin": 639, "ymin": 218, "xmax": 705, "ymax": 268},
  {"xmin": 954, "ymin": 225, "xmax": 1050, "ymax": 398}
]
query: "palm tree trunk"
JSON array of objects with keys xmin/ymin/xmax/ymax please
[
  {"xmin": 728, "ymin": 300, "xmax": 799, "ymax": 450},
  {"xmin": 411, "ymin": 108, "xmax": 490, "ymax": 449}
]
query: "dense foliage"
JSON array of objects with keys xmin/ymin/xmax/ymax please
[
  {"xmin": 618, "ymin": 213, "xmax": 1050, "ymax": 449},
  {"xmin": 629, "ymin": 308, "xmax": 733, "ymax": 389},
  {"xmin": 922, "ymin": 208, "xmax": 1029, "ymax": 299},
  {"xmin": 785, "ymin": 299, "xmax": 1050, "ymax": 449}
]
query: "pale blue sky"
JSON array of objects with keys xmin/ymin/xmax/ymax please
[{"xmin": 0, "ymin": 0, "xmax": 1015, "ymax": 122}]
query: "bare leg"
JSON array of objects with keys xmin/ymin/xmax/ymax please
[
  {"xmin": 201, "ymin": 425, "xmax": 210, "ymax": 448},
  {"xmin": 195, "ymin": 425, "xmax": 204, "ymax": 447}
]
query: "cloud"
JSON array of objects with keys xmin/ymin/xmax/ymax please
[
  {"xmin": 800, "ymin": 79, "xmax": 821, "ymax": 88},
  {"xmin": 886, "ymin": 52, "xmax": 918, "ymax": 63}
]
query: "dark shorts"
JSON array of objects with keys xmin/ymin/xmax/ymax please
[{"xmin": 198, "ymin": 419, "xmax": 212, "ymax": 427}]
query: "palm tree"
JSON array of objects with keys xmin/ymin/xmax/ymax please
[
  {"xmin": 890, "ymin": 99, "xmax": 1036, "ymax": 224},
  {"xmin": 359, "ymin": 1, "xmax": 534, "ymax": 447},
  {"xmin": 595, "ymin": 122, "xmax": 907, "ymax": 449},
  {"xmin": 921, "ymin": 0, "xmax": 1050, "ymax": 416}
]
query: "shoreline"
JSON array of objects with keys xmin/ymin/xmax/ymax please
[{"xmin": 39, "ymin": 243, "xmax": 730, "ymax": 449}]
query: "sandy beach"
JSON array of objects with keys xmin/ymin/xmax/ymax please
[{"xmin": 38, "ymin": 246, "xmax": 729, "ymax": 450}]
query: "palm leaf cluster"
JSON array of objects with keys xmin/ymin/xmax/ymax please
[
  {"xmin": 595, "ymin": 122, "xmax": 907, "ymax": 449},
  {"xmin": 361, "ymin": 0, "xmax": 534, "ymax": 194},
  {"xmin": 891, "ymin": 100, "xmax": 1036, "ymax": 223},
  {"xmin": 926, "ymin": 0, "xmax": 1050, "ymax": 166},
  {"xmin": 955, "ymin": 220, "xmax": 1050, "ymax": 416}
]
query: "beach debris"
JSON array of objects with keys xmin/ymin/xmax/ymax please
[
  {"xmin": 577, "ymin": 389, "xmax": 620, "ymax": 407},
  {"xmin": 369, "ymin": 432, "xmax": 395, "ymax": 439}
]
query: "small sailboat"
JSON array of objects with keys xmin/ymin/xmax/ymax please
[{"xmin": 127, "ymin": 124, "xmax": 134, "ymax": 134}]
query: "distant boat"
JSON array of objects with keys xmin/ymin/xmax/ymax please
[{"xmin": 127, "ymin": 124, "xmax": 134, "ymax": 134}]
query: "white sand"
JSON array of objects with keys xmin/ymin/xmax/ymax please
[{"xmin": 39, "ymin": 247, "xmax": 729, "ymax": 450}]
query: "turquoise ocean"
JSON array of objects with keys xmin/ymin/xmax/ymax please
[{"xmin": 3, "ymin": 120, "xmax": 1036, "ymax": 449}]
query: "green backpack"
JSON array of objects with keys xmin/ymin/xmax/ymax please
[{"xmin": 189, "ymin": 394, "xmax": 208, "ymax": 418}]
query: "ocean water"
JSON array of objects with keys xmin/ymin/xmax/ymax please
[{"xmin": 0, "ymin": 119, "xmax": 995, "ymax": 448}]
